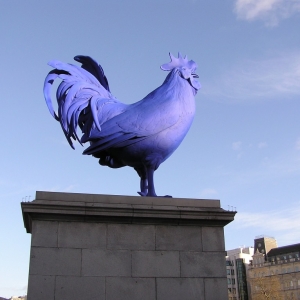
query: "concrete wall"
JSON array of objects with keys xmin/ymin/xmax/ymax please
[{"xmin": 22, "ymin": 191, "xmax": 235, "ymax": 300}]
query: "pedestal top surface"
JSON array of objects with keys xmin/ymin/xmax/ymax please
[{"xmin": 33, "ymin": 191, "xmax": 221, "ymax": 208}]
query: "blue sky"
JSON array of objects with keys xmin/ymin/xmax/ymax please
[{"xmin": 1, "ymin": 0, "xmax": 300, "ymax": 297}]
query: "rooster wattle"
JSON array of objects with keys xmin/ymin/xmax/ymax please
[{"xmin": 44, "ymin": 53, "xmax": 201, "ymax": 197}]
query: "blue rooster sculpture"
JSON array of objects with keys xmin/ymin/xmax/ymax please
[{"xmin": 44, "ymin": 53, "xmax": 201, "ymax": 197}]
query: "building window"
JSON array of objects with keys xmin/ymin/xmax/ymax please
[
  {"xmin": 232, "ymin": 288, "xmax": 236, "ymax": 294},
  {"xmin": 231, "ymin": 269, "xmax": 235, "ymax": 275},
  {"xmin": 232, "ymin": 278, "xmax": 236, "ymax": 285},
  {"xmin": 228, "ymin": 278, "xmax": 231, "ymax": 284},
  {"xmin": 227, "ymin": 269, "xmax": 231, "ymax": 275},
  {"xmin": 291, "ymin": 281, "xmax": 294, "ymax": 287}
]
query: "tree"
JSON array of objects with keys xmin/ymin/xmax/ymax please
[{"xmin": 250, "ymin": 274, "xmax": 283, "ymax": 300}]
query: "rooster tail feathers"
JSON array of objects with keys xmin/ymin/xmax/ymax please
[
  {"xmin": 74, "ymin": 55, "xmax": 110, "ymax": 92},
  {"xmin": 44, "ymin": 56, "xmax": 130, "ymax": 150},
  {"xmin": 44, "ymin": 70, "xmax": 65, "ymax": 121},
  {"xmin": 48, "ymin": 60, "xmax": 102, "ymax": 88},
  {"xmin": 44, "ymin": 56, "xmax": 116, "ymax": 149}
]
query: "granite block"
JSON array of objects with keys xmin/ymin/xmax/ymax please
[
  {"xmin": 205, "ymin": 278, "xmax": 228, "ymax": 300},
  {"xmin": 106, "ymin": 277, "xmax": 155, "ymax": 300},
  {"xmin": 27, "ymin": 275, "xmax": 55, "ymax": 300},
  {"xmin": 180, "ymin": 252, "xmax": 226, "ymax": 277},
  {"xmin": 58, "ymin": 221, "xmax": 106, "ymax": 249},
  {"xmin": 157, "ymin": 278, "xmax": 204, "ymax": 300},
  {"xmin": 82, "ymin": 249, "xmax": 131, "ymax": 276},
  {"xmin": 202, "ymin": 227, "xmax": 225, "ymax": 252},
  {"xmin": 132, "ymin": 251, "xmax": 180, "ymax": 277},
  {"xmin": 156, "ymin": 225, "xmax": 202, "ymax": 251},
  {"xmin": 55, "ymin": 276, "xmax": 105, "ymax": 300},
  {"xmin": 107, "ymin": 224, "xmax": 155, "ymax": 250},
  {"xmin": 31, "ymin": 221, "xmax": 58, "ymax": 247},
  {"xmin": 29, "ymin": 247, "xmax": 81, "ymax": 276}
]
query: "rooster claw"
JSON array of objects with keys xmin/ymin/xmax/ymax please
[{"xmin": 137, "ymin": 191, "xmax": 147, "ymax": 197}]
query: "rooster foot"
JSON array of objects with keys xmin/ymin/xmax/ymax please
[
  {"xmin": 137, "ymin": 192, "xmax": 172, "ymax": 198},
  {"xmin": 137, "ymin": 191, "xmax": 147, "ymax": 197}
]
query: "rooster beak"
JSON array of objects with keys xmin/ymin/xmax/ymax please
[{"xmin": 188, "ymin": 74, "xmax": 201, "ymax": 91}]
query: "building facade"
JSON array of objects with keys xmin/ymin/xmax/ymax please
[
  {"xmin": 248, "ymin": 237, "xmax": 300, "ymax": 300},
  {"xmin": 226, "ymin": 247, "xmax": 254, "ymax": 300}
]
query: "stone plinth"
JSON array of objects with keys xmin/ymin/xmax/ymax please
[{"xmin": 22, "ymin": 191, "xmax": 235, "ymax": 300}]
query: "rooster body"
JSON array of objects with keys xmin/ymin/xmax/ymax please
[{"xmin": 44, "ymin": 53, "xmax": 200, "ymax": 197}]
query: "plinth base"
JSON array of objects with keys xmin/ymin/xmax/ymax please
[{"xmin": 22, "ymin": 191, "xmax": 235, "ymax": 300}]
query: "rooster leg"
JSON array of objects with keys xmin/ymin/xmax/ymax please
[
  {"xmin": 135, "ymin": 167, "xmax": 148, "ymax": 196},
  {"xmin": 146, "ymin": 167, "xmax": 172, "ymax": 198},
  {"xmin": 139, "ymin": 178, "xmax": 148, "ymax": 196},
  {"xmin": 146, "ymin": 168, "xmax": 157, "ymax": 197}
]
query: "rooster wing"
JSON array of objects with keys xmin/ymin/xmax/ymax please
[{"xmin": 83, "ymin": 86, "xmax": 182, "ymax": 155}]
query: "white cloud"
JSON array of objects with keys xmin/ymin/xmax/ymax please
[
  {"xmin": 203, "ymin": 52, "xmax": 300, "ymax": 102},
  {"xmin": 232, "ymin": 141, "xmax": 242, "ymax": 151},
  {"xmin": 265, "ymin": 151, "xmax": 300, "ymax": 176},
  {"xmin": 217, "ymin": 145, "xmax": 300, "ymax": 195},
  {"xmin": 234, "ymin": 204, "xmax": 300, "ymax": 245},
  {"xmin": 234, "ymin": 0, "xmax": 300, "ymax": 26},
  {"xmin": 48, "ymin": 184, "xmax": 76, "ymax": 193},
  {"xmin": 62, "ymin": 185, "xmax": 76, "ymax": 192},
  {"xmin": 258, "ymin": 142, "xmax": 268, "ymax": 149},
  {"xmin": 199, "ymin": 188, "xmax": 218, "ymax": 198}
]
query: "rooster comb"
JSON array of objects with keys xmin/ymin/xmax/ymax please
[{"xmin": 160, "ymin": 52, "xmax": 197, "ymax": 71}]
